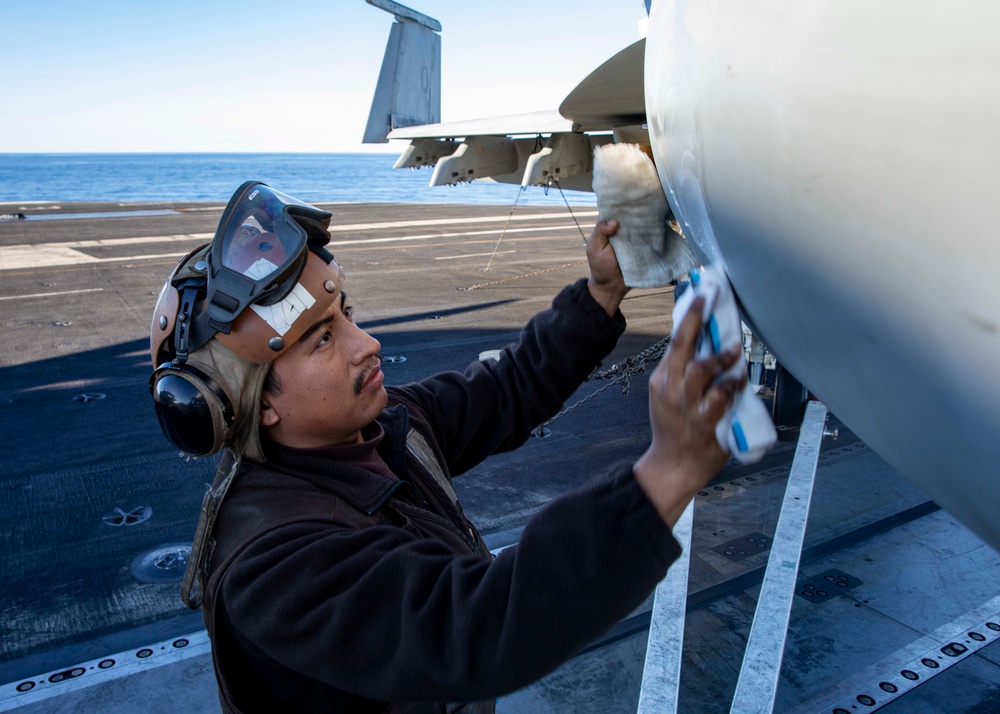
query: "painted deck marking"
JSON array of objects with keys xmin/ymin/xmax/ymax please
[
  {"xmin": 730, "ymin": 401, "xmax": 828, "ymax": 714},
  {"xmin": 0, "ymin": 288, "xmax": 105, "ymax": 301},
  {"xmin": 637, "ymin": 499, "xmax": 694, "ymax": 714},
  {"xmin": 329, "ymin": 210, "xmax": 597, "ymax": 232},
  {"xmin": 0, "ymin": 631, "xmax": 210, "ymax": 712},
  {"xmin": 0, "ymin": 213, "xmax": 593, "ymax": 272}
]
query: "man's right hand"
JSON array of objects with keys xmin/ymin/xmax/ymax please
[
  {"xmin": 634, "ymin": 296, "xmax": 746, "ymax": 527},
  {"xmin": 585, "ymin": 219, "xmax": 628, "ymax": 317}
]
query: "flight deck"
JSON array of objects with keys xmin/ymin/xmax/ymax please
[{"xmin": 1, "ymin": 201, "xmax": 998, "ymax": 713}]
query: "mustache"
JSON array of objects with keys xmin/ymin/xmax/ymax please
[{"xmin": 353, "ymin": 356, "xmax": 383, "ymax": 396}]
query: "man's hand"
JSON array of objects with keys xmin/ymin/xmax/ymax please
[
  {"xmin": 586, "ymin": 219, "xmax": 629, "ymax": 316},
  {"xmin": 634, "ymin": 296, "xmax": 746, "ymax": 527}
]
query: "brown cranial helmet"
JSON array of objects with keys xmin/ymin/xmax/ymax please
[{"xmin": 149, "ymin": 181, "xmax": 345, "ymax": 459}]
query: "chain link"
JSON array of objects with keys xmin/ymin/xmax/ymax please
[
  {"xmin": 532, "ymin": 336, "xmax": 672, "ymax": 433},
  {"xmin": 464, "ymin": 260, "xmax": 588, "ymax": 291},
  {"xmin": 587, "ymin": 337, "xmax": 672, "ymax": 385}
]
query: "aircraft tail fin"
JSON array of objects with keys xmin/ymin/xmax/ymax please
[{"xmin": 363, "ymin": 0, "xmax": 442, "ymax": 144}]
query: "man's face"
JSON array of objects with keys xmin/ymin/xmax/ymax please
[{"xmin": 259, "ymin": 289, "xmax": 387, "ymax": 449}]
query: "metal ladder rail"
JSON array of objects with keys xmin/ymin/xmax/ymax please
[
  {"xmin": 729, "ymin": 401, "xmax": 828, "ymax": 713},
  {"xmin": 636, "ymin": 500, "xmax": 694, "ymax": 713},
  {"xmin": 636, "ymin": 401, "xmax": 828, "ymax": 713}
]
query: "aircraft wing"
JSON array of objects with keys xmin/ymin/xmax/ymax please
[
  {"xmin": 385, "ymin": 36, "xmax": 648, "ymax": 140},
  {"xmin": 387, "ymin": 110, "xmax": 574, "ymax": 140},
  {"xmin": 559, "ymin": 38, "xmax": 646, "ymax": 131},
  {"xmin": 365, "ymin": 4, "xmax": 647, "ymax": 191}
]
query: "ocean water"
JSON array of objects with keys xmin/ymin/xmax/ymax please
[{"xmin": 0, "ymin": 153, "xmax": 597, "ymax": 207}]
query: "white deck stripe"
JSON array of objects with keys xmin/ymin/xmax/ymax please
[
  {"xmin": 0, "ymin": 630, "xmax": 210, "ymax": 712},
  {"xmin": 331, "ymin": 224, "xmax": 576, "ymax": 247},
  {"xmin": 730, "ymin": 401, "xmax": 828, "ymax": 714},
  {"xmin": 0, "ymin": 222, "xmax": 588, "ymax": 272},
  {"xmin": 0, "ymin": 236, "xmax": 210, "ymax": 271},
  {"xmin": 0, "ymin": 288, "xmax": 104, "ymax": 301},
  {"xmin": 330, "ymin": 210, "xmax": 597, "ymax": 232},
  {"xmin": 51, "ymin": 234, "xmax": 212, "ymax": 248},
  {"xmin": 435, "ymin": 250, "xmax": 516, "ymax": 261},
  {"xmin": 813, "ymin": 595, "xmax": 1000, "ymax": 713},
  {"xmin": 637, "ymin": 499, "xmax": 694, "ymax": 714}
]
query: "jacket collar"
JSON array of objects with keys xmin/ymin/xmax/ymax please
[{"xmin": 259, "ymin": 402, "xmax": 411, "ymax": 516}]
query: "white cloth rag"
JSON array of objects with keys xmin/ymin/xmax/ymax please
[
  {"xmin": 591, "ymin": 143, "xmax": 698, "ymax": 288},
  {"xmin": 672, "ymin": 265, "xmax": 777, "ymax": 464}
]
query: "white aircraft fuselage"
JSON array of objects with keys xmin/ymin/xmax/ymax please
[{"xmin": 645, "ymin": 0, "xmax": 1000, "ymax": 551}]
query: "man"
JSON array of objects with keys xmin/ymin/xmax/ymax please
[{"xmin": 149, "ymin": 182, "xmax": 743, "ymax": 713}]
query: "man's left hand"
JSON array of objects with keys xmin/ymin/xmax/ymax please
[{"xmin": 586, "ymin": 219, "xmax": 629, "ymax": 316}]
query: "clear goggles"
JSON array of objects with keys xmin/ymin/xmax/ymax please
[
  {"xmin": 206, "ymin": 181, "xmax": 334, "ymax": 327},
  {"xmin": 150, "ymin": 181, "xmax": 344, "ymax": 369}
]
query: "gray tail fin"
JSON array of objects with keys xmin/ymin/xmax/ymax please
[{"xmin": 363, "ymin": 0, "xmax": 442, "ymax": 144}]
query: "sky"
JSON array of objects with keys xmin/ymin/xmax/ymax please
[{"xmin": 0, "ymin": 1, "xmax": 647, "ymax": 153}]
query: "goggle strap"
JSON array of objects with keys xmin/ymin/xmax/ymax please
[
  {"xmin": 295, "ymin": 215, "xmax": 335, "ymax": 261},
  {"xmin": 311, "ymin": 244, "xmax": 336, "ymax": 266},
  {"xmin": 206, "ymin": 314, "xmax": 232, "ymax": 336},
  {"xmin": 209, "ymin": 289, "xmax": 240, "ymax": 315},
  {"xmin": 189, "ymin": 311, "xmax": 222, "ymax": 349}
]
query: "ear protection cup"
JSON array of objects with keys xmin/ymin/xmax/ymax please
[{"xmin": 150, "ymin": 362, "xmax": 236, "ymax": 456}]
